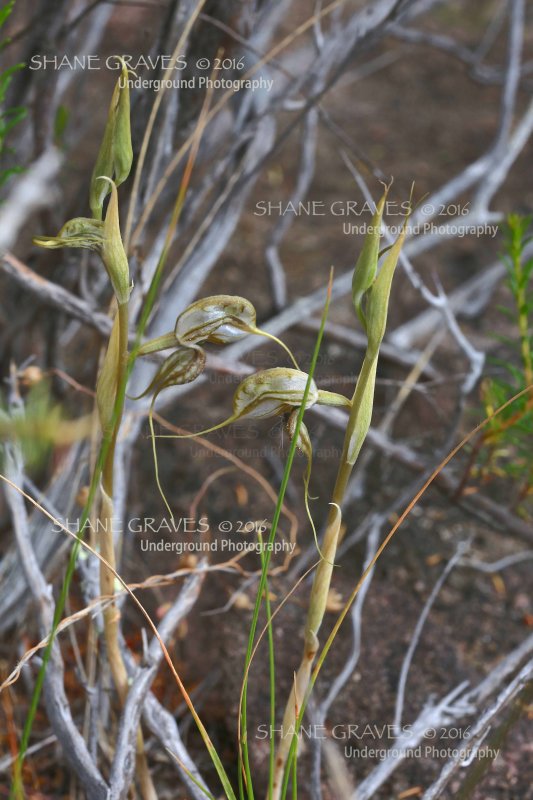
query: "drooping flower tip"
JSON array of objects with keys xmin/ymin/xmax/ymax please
[{"xmin": 33, "ymin": 217, "xmax": 104, "ymax": 251}]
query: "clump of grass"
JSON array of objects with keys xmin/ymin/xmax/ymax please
[
  {"xmin": 458, "ymin": 214, "xmax": 533, "ymax": 517},
  {"xmin": 0, "ymin": 1, "xmax": 26, "ymax": 190}
]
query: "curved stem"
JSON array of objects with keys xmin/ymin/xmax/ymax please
[
  {"xmin": 99, "ymin": 302, "xmax": 156, "ymax": 800},
  {"xmin": 271, "ymin": 351, "xmax": 377, "ymax": 799},
  {"xmin": 248, "ymin": 327, "xmax": 300, "ymax": 370},
  {"xmin": 149, "ymin": 394, "xmax": 174, "ymax": 521}
]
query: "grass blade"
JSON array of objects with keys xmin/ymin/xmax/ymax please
[{"xmin": 238, "ymin": 268, "xmax": 334, "ymax": 798}]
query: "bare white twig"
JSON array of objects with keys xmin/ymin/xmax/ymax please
[
  {"xmin": 422, "ymin": 658, "xmax": 533, "ymax": 799},
  {"xmin": 0, "ymin": 733, "xmax": 57, "ymax": 773},
  {"xmin": 1, "ymin": 393, "xmax": 107, "ymax": 799},
  {"xmin": 460, "ymin": 551, "xmax": 533, "ymax": 573},
  {"xmin": 315, "ymin": 403, "xmax": 533, "ymax": 545},
  {"xmin": 109, "ymin": 566, "xmax": 208, "ymax": 800},
  {"xmin": 393, "ymin": 539, "xmax": 471, "ymax": 732},
  {"xmin": 0, "ymin": 148, "xmax": 62, "ymax": 253},
  {"xmin": 265, "ymin": 107, "xmax": 319, "ymax": 308},
  {"xmin": 342, "ymin": 155, "xmax": 486, "ymax": 395},
  {"xmin": 351, "ymin": 632, "xmax": 533, "ymax": 799},
  {"xmin": 0, "ymin": 252, "xmax": 112, "ymax": 336},
  {"xmin": 352, "ymin": 682, "xmax": 472, "ymax": 800},
  {"xmin": 389, "ymin": 259, "xmax": 509, "ymax": 349}
]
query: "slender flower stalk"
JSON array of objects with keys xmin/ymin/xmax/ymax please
[
  {"xmin": 29, "ymin": 65, "xmax": 157, "ymax": 798},
  {"xmin": 97, "ymin": 300, "xmax": 156, "ymax": 800},
  {"xmin": 271, "ymin": 188, "xmax": 410, "ymax": 798}
]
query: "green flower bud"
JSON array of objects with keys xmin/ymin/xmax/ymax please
[
  {"xmin": 365, "ymin": 211, "xmax": 409, "ymax": 358},
  {"xmin": 134, "ymin": 345, "xmax": 206, "ymax": 400},
  {"xmin": 352, "ymin": 183, "xmax": 390, "ymax": 331},
  {"xmin": 90, "ymin": 59, "xmax": 133, "ymax": 220}
]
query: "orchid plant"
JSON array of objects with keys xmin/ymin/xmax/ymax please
[{"xmin": 19, "ymin": 51, "xmax": 411, "ymax": 800}]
